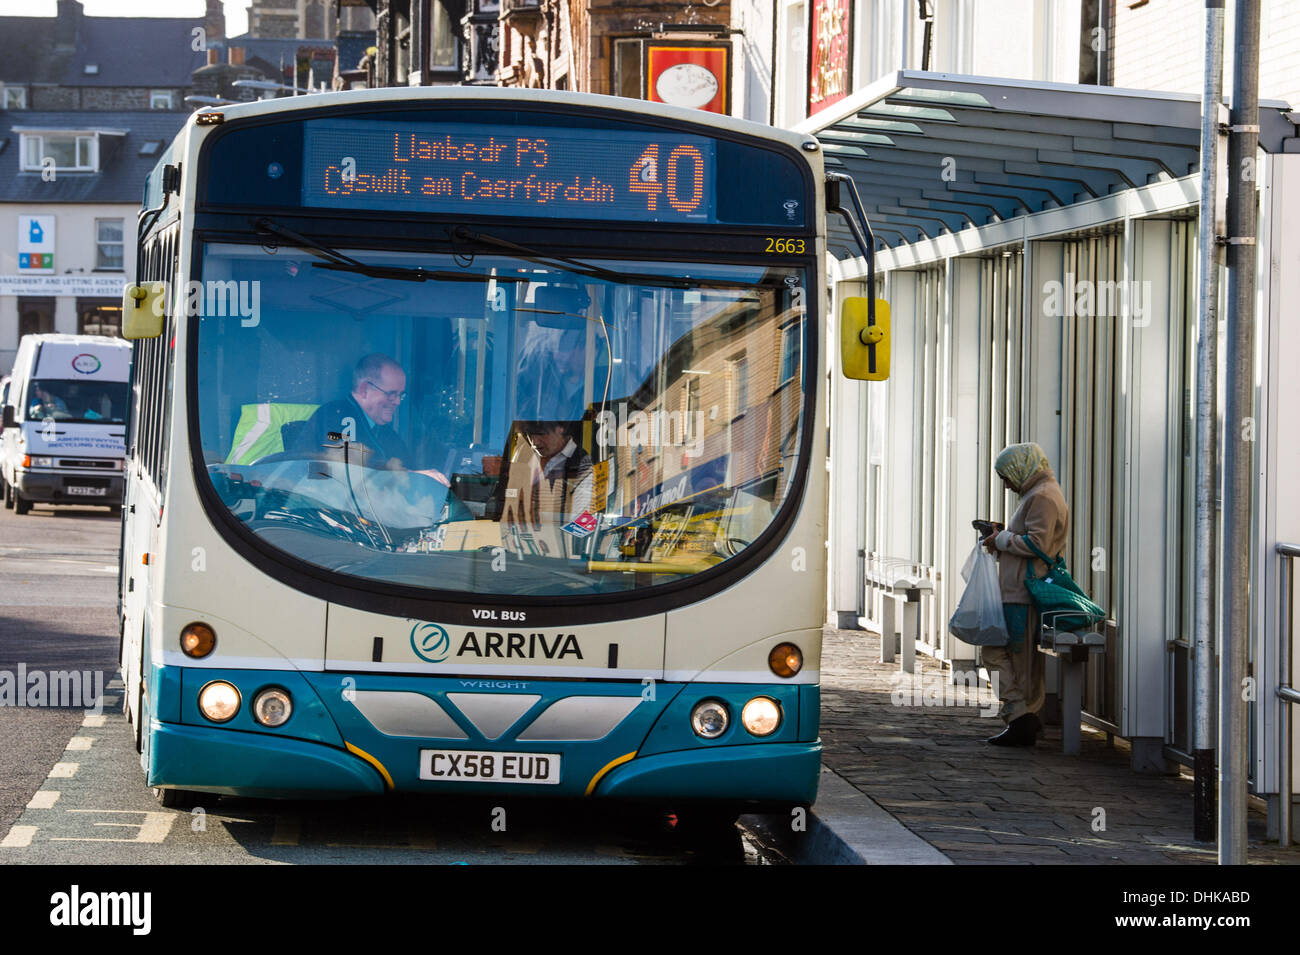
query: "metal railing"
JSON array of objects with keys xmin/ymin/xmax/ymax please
[{"xmin": 1276, "ymin": 542, "xmax": 1300, "ymax": 847}]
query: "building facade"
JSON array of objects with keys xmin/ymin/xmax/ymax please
[
  {"xmin": 756, "ymin": 0, "xmax": 1300, "ymax": 837},
  {"xmin": 0, "ymin": 2, "xmax": 196, "ymax": 371}
]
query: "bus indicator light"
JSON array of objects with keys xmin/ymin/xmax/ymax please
[
  {"xmin": 768, "ymin": 643, "xmax": 803, "ymax": 678},
  {"xmin": 181, "ymin": 622, "xmax": 216, "ymax": 658}
]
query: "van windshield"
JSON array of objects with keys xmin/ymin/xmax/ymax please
[{"xmin": 27, "ymin": 379, "xmax": 129, "ymax": 424}]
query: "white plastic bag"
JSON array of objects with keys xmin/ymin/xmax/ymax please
[{"xmin": 948, "ymin": 542, "xmax": 1009, "ymax": 646}]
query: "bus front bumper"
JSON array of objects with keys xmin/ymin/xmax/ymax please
[{"xmin": 146, "ymin": 666, "xmax": 822, "ymax": 805}]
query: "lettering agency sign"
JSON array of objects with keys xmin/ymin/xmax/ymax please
[
  {"xmin": 18, "ymin": 215, "xmax": 55, "ymax": 272},
  {"xmin": 808, "ymin": 0, "xmax": 852, "ymax": 116},
  {"xmin": 644, "ymin": 41, "xmax": 731, "ymax": 116}
]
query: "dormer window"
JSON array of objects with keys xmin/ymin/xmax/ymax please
[
  {"xmin": 19, "ymin": 132, "xmax": 99, "ymax": 172},
  {"xmin": 150, "ymin": 90, "xmax": 173, "ymax": 110},
  {"xmin": 2, "ymin": 86, "xmax": 26, "ymax": 109},
  {"xmin": 84, "ymin": 64, "xmax": 99, "ymax": 75}
]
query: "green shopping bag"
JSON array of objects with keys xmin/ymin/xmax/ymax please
[{"xmin": 1020, "ymin": 535, "xmax": 1106, "ymax": 632}]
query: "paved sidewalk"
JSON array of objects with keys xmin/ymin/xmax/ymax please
[{"xmin": 817, "ymin": 625, "xmax": 1300, "ymax": 864}]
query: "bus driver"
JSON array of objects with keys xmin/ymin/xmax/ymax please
[{"xmin": 294, "ymin": 352, "xmax": 448, "ymax": 484}]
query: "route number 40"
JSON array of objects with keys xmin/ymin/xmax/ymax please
[{"xmin": 629, "ymin": 144, "xmax": 705, "ymax": 214}]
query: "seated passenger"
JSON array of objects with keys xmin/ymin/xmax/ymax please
[
  {"xmin": 28, "ymin": 384, "xmax": 68, "ymax": 419},
  {"xmin": 293, "ymin": 353, "xmax": 447, "ymax": 484},
  {"xmin": 501, "ymin": 420, "xmax": 594, "ymax": 558}
]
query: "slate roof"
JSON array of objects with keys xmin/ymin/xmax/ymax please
[
  {"xmin": 0, "ymin": 13, "xmax": 205, "ymax": 88},
  {"xmin": 0, "ymin": 110, "xmax": 188, "ymax": 204}
]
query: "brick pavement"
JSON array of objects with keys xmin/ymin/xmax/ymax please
[{"xmin": 818, "ymin": 625, "xmax": 1300, "ymax": 864}]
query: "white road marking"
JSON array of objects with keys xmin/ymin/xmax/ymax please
[
  {"xmin": 53, "ymin": 810, "xmax": 176, "ymax": 844},
  {"xmin": 82, "ymin": 714, "xmax": 107, "ymax": 728},
  {"xmin": 49, "ymin": 762, "xmax": 78, "ymax": 778},
  {"xmin": 66, "ymin": 736, "xmax": 94, "ymax": 751},
  {"xmin": 26, "ymin": 791, "xmax": 60, "ymax": 809},
  {"xmin": 0, "ymin": 826, "xmax": 37, "ymax": 848}
]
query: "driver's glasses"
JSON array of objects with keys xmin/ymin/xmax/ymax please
[{"xmin": 366, "ymin": 380, "xmax": 406, "ymax": 403}]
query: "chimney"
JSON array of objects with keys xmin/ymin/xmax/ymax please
[
  {"xmin": 208, "ymin": 48, "xmax": 220, "ymax": 66},
  {"xmin": 55, "ymin": 0, "xmax": 81, "ymax": 52},
  {"xmin": 229, "ymin": 46, "xmax": 245, "ymax": 66},
  {"xmin": 205, "ymin": 0, "xmax": 226, "ymax": 42}
]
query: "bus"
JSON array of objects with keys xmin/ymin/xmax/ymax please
[{"xmin": 118, "ymin": 86, "xmax": 885, "ymax": 816}]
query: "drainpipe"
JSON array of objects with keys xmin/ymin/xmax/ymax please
[
  {"xmin": 1219, "ymin": 0, "xmax": 1261, "ymax": 866},
  {"xmin": 1193, "ymin": 0, "xmax": 1226, "ymax": 846}
]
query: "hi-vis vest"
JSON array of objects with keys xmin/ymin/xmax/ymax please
[{"xmin": 225, "ymin": 402, "xmax": 319, "ymax": 465}]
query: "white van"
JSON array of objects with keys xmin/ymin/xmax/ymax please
[{"xmin": 1, "ymin": 334, "xmax": 131, "ymax": 515}]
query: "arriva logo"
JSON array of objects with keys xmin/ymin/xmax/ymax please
[{"xmin": 410, "ymin": 622, "xmax": 450, "ymax": 663}]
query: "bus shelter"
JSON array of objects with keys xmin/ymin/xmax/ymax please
[{"xmin": 798, "ymin": 70, "xmax": 1300, "ymax": 836}]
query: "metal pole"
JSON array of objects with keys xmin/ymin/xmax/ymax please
[
  {"xmin": 1219, "ymin": 0, "xmax": 1261, "ymax": 866},
  {"xmin": 1193, "ymin": 0, "xmax": 1226, "ymax": 845},
  {"xmin": 1280, "ymin": 551, "xmax": 1293, "ymax": 847}
]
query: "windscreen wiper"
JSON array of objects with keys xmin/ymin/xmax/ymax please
[{"xmin": 251, "ymin": 217, "xmax": 523, "ymax": 285}]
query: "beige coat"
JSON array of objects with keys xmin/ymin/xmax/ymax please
[{"xmin": 995, "ymin": 467, "xmax": 1070, "ymax": 604}]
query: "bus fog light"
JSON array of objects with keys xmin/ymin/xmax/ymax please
[
  {"xmin": 253, "ymin": 688, "xmax": 292, "ymax": 727},
  {"xmin": 690, "ymin": 700, "xmax": 729, "ymax": 739},
  {"xmin": 181, "ymin": 622, "xmax": 216, "ymax": 658},
  {"xmin": 198, "ymin": 681, "xmax": 240, "ymax": 722},
  {"xmin": 768, "ymin": 643, "xmax": 803, "ymax": 678},
  {"xmin": 741, "ymin": 697, "xmax": 782, "ymax": 736}
]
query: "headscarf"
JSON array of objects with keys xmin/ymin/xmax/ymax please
[{"xmin": 994, "ymin": 442, "xmax": 1049, "ymax": 491}]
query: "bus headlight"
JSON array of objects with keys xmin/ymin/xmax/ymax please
[
  {"xmin": 741, "ymin": 697, "xmax": 783, "ymax": 737},
  {"xmin": 198, "ymin": 681, "xmax": 241, "ymax": 722},
  {"xmin": 180, "ymin": 622, "xmax": 216, "ymax": 658},
  {"xmin": 253, "ymin": 687, "xmax": 292, "ymax": 727},
  {"xmin": 690, "ymin": 700, "xmax": 729, "ymax": 739},
  {"xmin": 768, "ymin": 643, "xmax": 803, "ymax": 678}
]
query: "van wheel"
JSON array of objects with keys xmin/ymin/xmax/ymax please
[
  {"xmin": 3, "ymin": 482, "xmax": 13, "ymax": 509},
  {"xmin": 13, "ymin": 489, "xmax": 31, "ymax": 515}
]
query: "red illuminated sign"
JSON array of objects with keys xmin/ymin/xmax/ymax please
[
  {"xmin": 809, "ymin": 0, "xmax": 852, "ymax": 116},
  {"xmin": 644, "ymin": 41, "xmax": 731, "ymax": 116}
]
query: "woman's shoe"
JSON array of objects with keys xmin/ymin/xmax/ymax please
[{"xmin": 986, "ymin": 713, "xmax": 1038, "ymax": 746}]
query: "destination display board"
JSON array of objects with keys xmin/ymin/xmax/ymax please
[{"xmin": 302, "ymin": 120, "xmax": 718, "ymax": 223}]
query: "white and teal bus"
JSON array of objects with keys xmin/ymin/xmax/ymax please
[{"xmin": 118, "ymin": 87, "xmax": 885, "ymax": 813}]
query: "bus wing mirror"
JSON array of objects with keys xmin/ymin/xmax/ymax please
[
  {"xmin": 121, "ymin": 282, "xmax": 167, "ymax": 340},
  {"xmin": 840, "ymin": 296, "xmax": 891, "ymax": 381}
]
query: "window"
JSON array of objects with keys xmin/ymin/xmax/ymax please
[
  {"xmin": 730, "ymin": 353, "xmax": 749, "ymax": 418},
  {"xmin": 20, "ymin": 133, "xmax": 97, "ymax": 172},
  {"xmin": 95, "ymin": 219, "xmax": 125, "ymax": 271},
  {"xmin": 3, "ymin": 86, "xmax": 26, "ymax": 109},
  {"xmin": 18, "ymin": 298, "xmax": 54, "ymax": 339},
  {"xmin": 149, "ymin": 90, "xmax": 173, "ymax": 109},
  {"xmin": 78, "ymin": 300, "xmax": 122, "ymax": 337},
  {"xmin": 612, "ymin": 38, "xmax": 644, "ymax": 98},
  {"xmin": 779, "ymin": 323, "xmax": 800, "ymax": 384},
  {"xmin": 431, "ymin": 2, "xmax": 456, "ymax": 68}
]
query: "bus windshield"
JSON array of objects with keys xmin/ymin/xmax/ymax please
[{"xmin": 195, "ymin": 242, "xmax": 807, "ymax": 598}]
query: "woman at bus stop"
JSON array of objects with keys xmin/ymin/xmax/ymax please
[{"xmin": 980, "ymin": 442, "xmax": 1069, "ymax": 747}]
